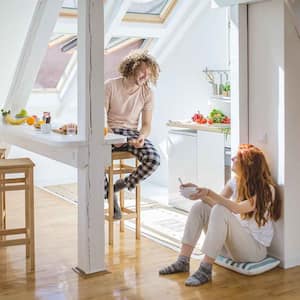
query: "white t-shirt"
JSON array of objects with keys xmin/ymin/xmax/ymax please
[{"xmin": 228, "ymin": 177, "xmax": 274, "ymax": 247}]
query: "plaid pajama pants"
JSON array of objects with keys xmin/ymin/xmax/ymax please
[{"xmin": 104, "ymin": 128, "xmax": 160, "ymax": 198}]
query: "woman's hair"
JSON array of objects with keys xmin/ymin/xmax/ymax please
[
  {"xmin": 118, "ymin": 50, "xmax": 160, "ymax": 85},
  {"xmin": 236, "ymin": 144, "xmax": 281, "ymax": 226}
]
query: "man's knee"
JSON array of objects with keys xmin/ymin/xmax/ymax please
[{"xmin": 146, "ymin": 150, "xmax": 160, "ymax": 171}]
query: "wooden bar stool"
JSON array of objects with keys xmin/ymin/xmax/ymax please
[
  {"xmin": 0, "ymin": 158, "xmax": 35, "ymax": 271},
  {"xmin": 105, "ymin": 151, "xmax": 141, "ymax": 246}
]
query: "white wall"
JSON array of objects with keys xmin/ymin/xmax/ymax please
[
  {"xmin": 0, "ymin": 1, "xmax": 38, "ymax": 107},
  {"xmin": 283, "ymin": 2, "xmax": 300, "ymax": 268},
  {"xmin": 148, "ymin": 6, "xmax": 228, "ymax": 187},
  {"xmin": 249, "ymin": 0, "xmax": 300, "ymax": 268},
  {"xmin": 248, "ymin": 0, "xmax": 284, "ymax": 263}
]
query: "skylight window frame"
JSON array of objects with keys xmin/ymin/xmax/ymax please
[
  {"xmin": 32, "ymin": 49, "xmax": 77, "ymax": 94},
  {"xmin": 123, "ymin": 0, "xmax": 177, "ymax": 24},
  {"xmin": 105, "ymin": 37, "xmax": 151, "ymax": 54}
]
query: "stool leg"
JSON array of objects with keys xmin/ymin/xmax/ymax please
[
  {"xmin": 25, "ymin": 171, "xmax": 30, "ymax": 259},
  {"xmin": 120, "ymin": 159, "xmax": 125, "ymax": 233},
  {"xmin": 26, "ymin": 168, "xmax": 35, "ymax": 271},
  {"xmin": 0, "ymin": 172, "xmax": 5, "ymax": 240},
  {"xmin": 136, "ymin": 183, "xmax": 141, "ymax": 240},
  {"xmin": 108, "ymin": 166, "xmax": 114, "ymax": 246},
  {"xmin": 135, "ymin": 158, "xmax": 141, "ymax": 240}
]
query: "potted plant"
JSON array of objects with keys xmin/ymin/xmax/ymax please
[{"xmin": 222, "ymin": 83, "xmax": 231, "ymax": 97}]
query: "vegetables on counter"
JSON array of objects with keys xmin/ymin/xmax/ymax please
[{"xmin": 192, "ymin": 109, "xmax": 231, "ymax": 125}]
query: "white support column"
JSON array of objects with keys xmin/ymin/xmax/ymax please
[
  {"xmin": 229, "ymin": 4, "xmax": 248, "ymax": 154},
  {"xmin": 76, "ymin": 0, "xmax": 107, "ymax": 274},
  {"xmin": 5, "ymin": 0, "xmax": 63, "ymax": 113}
]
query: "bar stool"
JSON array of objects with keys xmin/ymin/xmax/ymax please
[
  {"xmin": 105, "ymin": 151, "xmax": 141, "ymax": 246},
  {"xmin": 0, "ymin": 158, "xmax": 35, "ymax": 271}
]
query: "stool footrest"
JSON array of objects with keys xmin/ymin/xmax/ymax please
[
  {"xmin": 106, "ymin": 167, "xmax": 136, "ymax": 174},
  {"xmin": 0, "ymin": 184, "xmax": 29, "ymax": 192},
  {"xmin": 0, "ymin": 228, "xmax": 27, "ymax": 236},
  {"xmin": 0, "ymin": 178, "xmax": 26, "ymax": 184},
  {"xmin": 0, "ymin": 238, "xmax": 29, "ymax": 247},
  {"xmin": 105, "ymin": 211, "xmax": 137, "ymax": 221}
]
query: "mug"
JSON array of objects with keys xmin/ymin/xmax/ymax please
[{"xmin": 41, "ymin": 123, "xmax": 51, "ymax": 134}]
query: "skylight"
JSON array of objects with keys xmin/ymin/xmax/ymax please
[
  {"xmin": 62, "ymin": 0, "xmax": 78, "ymax": 9},
  {"xmin": 123, "ymin": 0, "xmax": 177, "ymax": 23},
  {"xmin": 127, "ymin": 0, "xmax": 169, "ymax": 15},
  {"xmin": 34, "ymin": 35, "xmax": 76, "ymax": 90}
]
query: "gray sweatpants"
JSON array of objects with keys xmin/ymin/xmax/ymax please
[{"xmin": 182, "ymin": 201, "xmax": 267, "ymax": 262}]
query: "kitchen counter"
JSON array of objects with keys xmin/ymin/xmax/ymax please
[
  {"xmin": 166, "ymin": 120, "xmax": 230, "ymax": 133},
  {"xmin": 0, "ymin": 123, "xmax": 126, "ymax": 167}
]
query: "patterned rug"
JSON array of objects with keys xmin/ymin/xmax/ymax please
[{"xmin": 42, "ymin": 183, "xmax": 204, "ymax": 258}]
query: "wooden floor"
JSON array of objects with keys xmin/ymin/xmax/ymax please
[{"xmin": 1, "ymin": 188, "xmax": 300, "ymax": 300}]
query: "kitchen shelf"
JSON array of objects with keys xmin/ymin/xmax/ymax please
[{"xmin": 210, "ymin": 95, "xmax": 231, "ymax": 103}]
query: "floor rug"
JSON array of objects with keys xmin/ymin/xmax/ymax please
[{"xmin": 43, "ymin": 183, "xmax": 204, "ymax": 258}]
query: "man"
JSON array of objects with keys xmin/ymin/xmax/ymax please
[{"xmin": 105, "ymin": 50, "xmax": 161, "ymax": 219}]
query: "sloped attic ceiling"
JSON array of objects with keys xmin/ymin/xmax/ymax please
[{"xmin": 1, "ymin": 0, "xmax": 208, "ymax": 114}]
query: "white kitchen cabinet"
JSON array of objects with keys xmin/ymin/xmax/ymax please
[
  {"xmin": 168, "ymin": 129, "xmax": 198, "ymax": 211},
  {"xmin": 196, "ymin": 130, "xmax": 225, "ymax": 192},
  {"xmin": 168, "ymin": 125, "xmax": 230, "ymax": 212}
]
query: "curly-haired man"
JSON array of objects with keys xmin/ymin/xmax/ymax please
[{"xmin": 104, "ymin": 50, "xmax": 161, "ymax": 219}]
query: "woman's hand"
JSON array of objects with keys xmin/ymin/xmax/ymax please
[
  {"xmin": 188, "ymin": 187, "xmax": 209, "ymax": 200},
  {"xmin": 180, "ymin": 182, "xmax": 198, "ymax": 189}
]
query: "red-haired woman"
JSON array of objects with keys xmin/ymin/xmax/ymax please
[{"xmin": 159, "ymin": 144, "xmax": 281, "ymax": 286}]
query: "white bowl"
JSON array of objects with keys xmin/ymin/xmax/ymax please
[{"xmin": 180, "ymin": 187, "xmax": 198, "ymax": 199}]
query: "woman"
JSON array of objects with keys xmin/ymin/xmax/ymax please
[{"xmin": 159, "ymin": 144, "xmax": 281, "ymax": 286}]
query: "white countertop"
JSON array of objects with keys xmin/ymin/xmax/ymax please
[
  {"xmin": 0, "ymin": 123, "xmax": 126, "ymax": 148},
  {"xmin": 0, "ymin": 123, "xmax": 127, "ymax": 168},
  {"xmin": 166, "ymin": 120, "xmax": 230, "ymax": 133}
]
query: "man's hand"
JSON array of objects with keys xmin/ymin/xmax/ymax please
[
  {"xmin": 129, "ymin": 134, "xmax": 145, "ymax": 148},
  {"xmin": 114, "ymin": 143, "xmax": 125, "ymax": 148}
]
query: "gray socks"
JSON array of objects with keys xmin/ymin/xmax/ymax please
[
  {"xmin": 113, "ymin": 194, "xmax": 122, "ymax": 220},
  {"xmin": 185, "ymin": 262, "xmax": 212, "ymax": 286},
  {"xmin": 113, "ymin": 179, "xmax": 126, "ymax": 219},
  {"xmin": 114, "ymin": 179, "xmax": 127, "ymax": 193},
  {"xmin": 159, "ymin": 256, "xmax": 190, "ymax": 275}
]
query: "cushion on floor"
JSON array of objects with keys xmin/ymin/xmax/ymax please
[{"xmin": 215, "ymin": 255, "xmax": 280, "ymax": 275}]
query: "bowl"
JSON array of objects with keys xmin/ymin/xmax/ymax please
[{"xmin": 179, "ymin": 187, "xmax": 198, "ymax": 199}]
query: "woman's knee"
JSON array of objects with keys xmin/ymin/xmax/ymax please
[
  {"xmin": 210, "ymin": 204, "xmax": 231, "ymax": 220},
  {"xmin": 190, "ymin": 200, "xmax": 209, "ymax": 216}
]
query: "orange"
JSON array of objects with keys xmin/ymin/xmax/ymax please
[
  {"xmin": 26, "ymin": 116, "xmax": 35, "ymax": 126},
  {"xmin": 104, "ymin": 127, "xmax": 108, "ymax": 136}
]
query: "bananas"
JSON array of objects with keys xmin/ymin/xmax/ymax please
[{"xmin": 5, "ymin": 114, "xmax": 27, "ymax": 125}]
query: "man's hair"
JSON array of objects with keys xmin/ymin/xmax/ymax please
[{"xmin": 119, "ymin": 50, "xmax": 160, "ymax": 85}]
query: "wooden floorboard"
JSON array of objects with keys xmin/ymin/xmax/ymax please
[{"xmin": 0, "ymin": 188, "xmax": 300, "ymax": 300}]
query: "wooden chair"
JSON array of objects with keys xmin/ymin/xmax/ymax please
[
  {"xmin": 0, "ymin": 158, "xmax": 35, "ymax": 271},
  {"xmin": 105, "ymin": 151, "xmax": 141, "ymax": 246}
]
